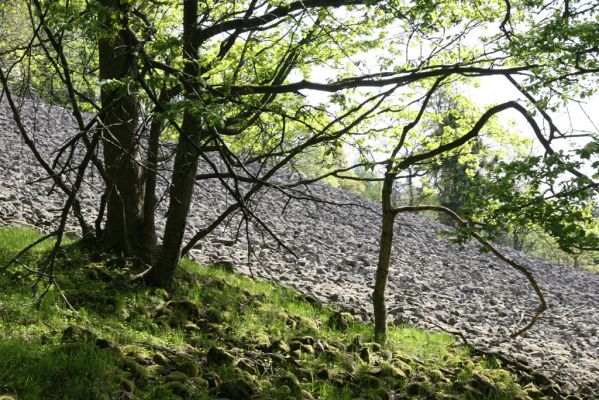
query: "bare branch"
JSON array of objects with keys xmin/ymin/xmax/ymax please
[{"xmin": 392, "ymin": 204, "xmax": 547, "ymax": 338}]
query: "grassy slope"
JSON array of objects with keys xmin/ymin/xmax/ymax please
[{"xmin": 0, "ymin": 227, "xmax": 551, "ymax": 400}]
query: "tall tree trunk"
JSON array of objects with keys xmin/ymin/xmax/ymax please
[
  {"xmin": 147, "ymin": 0, "xmax": 203, "ymax": 287},
  {"xmin": 374, "ymin": 173, "xmax": 396, "ymax": 343},
  {"xmin": 142, "ymin": 91, "xmax": 167, "ymax": 255},
  {"xmin": 98, "ymin": 0, "xmax": 146, "ymax": 256}
]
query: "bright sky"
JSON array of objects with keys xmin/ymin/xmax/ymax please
[{"xmin": 469, "ymin": 76, "xmax": 598, "ymax": 180}]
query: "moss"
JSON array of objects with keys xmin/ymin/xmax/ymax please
[
  {"xmin": 119, "ymin": 357, "xmax": 148, "ymax": 381},
  {"xmin": 275, "ymin": 372, "xmax": 303, "ymax": 396},
  {"xmin": 206, "ymin": 346, "xmax": 235, "ymax": 366},
  {"xmin": 61, "ymin": 325, "xmax": 97, "ymax": 343},
  {"xmin": 218, "ymin": 378, "xmax": 259, "ymax": 400},
  {"xmin": 177, "ymin": 360, "xmax": 199, "ymax": 377},
  {"xmin": 327, "ymin": 311, "xmax": 354, "ymax": 331},
  {"xmin": 152, "ymin": 352, "xmax": 170, "ymax": 366},
  {"xmin": 120, "ymin": 378, "xmax": 136, "ymax": 393},
  {"xmin": 166, "ymin": 371, "xmax": 189, "ymax": 382},
  {"xmin": 161, "ymin": 381, "xmax": 192, "ymax": 398},
  {"xmin": 271, "ymin": 339, "xmax": 291, "ymax": 353},
  {"xmin": 0, "ymin": 227, "xmax": 540, "ymax": 400}
]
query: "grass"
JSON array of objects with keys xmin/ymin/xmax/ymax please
[{"xmin": 0, "ymin": 226, "xmax": 548, "ymax": 400}]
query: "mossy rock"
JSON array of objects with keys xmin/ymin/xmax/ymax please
[
  {"xmin": 349, "ymin": 336, "xmax": 364, "ymax": 352},
  {"xmin": 61, "ymin": 325, "xmax": 97, "ymax": 343},
  {"xmin": 275, "ymin": 372, "xmax": 303, "ymax": 396},
  {"xmin": 189, "ymin": 376, "xmax": 209, "ymax": 389},
  {"xmin": 206, "ymin": 346, "xmax": 235, "ymax": 366},
  {"xmin": 167, "ymin": 299, "xmax": 202, "ymax": 322},
  {"xmin": 0, "ymin": 395, "xmax": 17, "ymax": 400},
  {"xmin": 406, "ymin": 381, "xmax": 433, "ymax": 396},
  {"xmin": 523, "ymin": 383, "xmax": 545, "ymax": 399},
  {"xmin": 365, "ymin": 342, "xmax": 382, "ymax": 352},
  {"xmin": 187, "ymin": 335, "xmax": 208, "ymax": 348},
  {"xmin": 183, "ymin": 321, "xmax": 202, "ymax": 334},
  {"xmin": 166, "ymin": 371, "xmax": 189, "ymax": 382},
  {"xmin": 204, "ymin": 371, "xmax": 222, "ymax": 388},
  {"xmin": 316, "ymin": 367, "xmax": 333, "ymax": 380},
  {"xmin": 177, "ymin": 360, "xmax": 199, "ymax": 377},
  {"xmin": 236, "ymin": 358, "xmax": 259, "ymax": 375},
  {"xmin": 218, "ymin": 378, "xmax": 258, "ymax": 400},
  {"xmin": 295, "ymin": 335, "xmax": 315, "ymax": 345},
  {"xmin": 59, "ymin": 341, "xmax": 88, "ymax": 354},
  {"xmin": 391, "ymin": 359, "xmax": 413, "ymax": 376},
  {"xmin": 428, "ymin": 369, "xmax": 449, "ymax": 383},
  {"xmin": 470, "ymin": 372, "xmax": 499, "ymax": 394},
  {"xmin": 152, "ymin": 288, "xmax": 170, "ymax": 300},
  {"xmin": 296, "ymin": 315, "xmax": 319, "ymax": 332},
  {"xmin": 205, "ymin": 308, "xmax": 223, "ymax": 323},
  {"xmin": 359, "ymin": 347, "xmax": 372, "ymax": 363},
  {"xmin": 271, "ymin": 339, "xmax": 290, "ymax": 354},
  {"xmin": 327, "ymin": 311, "xmax": 354, "ymax": 331},
  {"xmin": 377, "ymin": 362, "xmax": 407, "ymax": 381},
  {"xmin": 120, "ymin": 378, "xmax": 136, "ymax": 393},
  {"xmin": 301, "ymin": 344, "xmax": 315, "ymax": 355},
  {"xmin": 272, "ymin": 384, "xmax": 293, "ymax": 398},
  {"xmin": 364, "ymin": 388, "xmax": 391, "ymax": 400},
  {"xmin": 285, "ymin": 316, "xmax": 298, "ymax": 330},
  {"xmin": 161, "ymin": 381, "xmax": 192, "ymax": 398},
  {"xmin": 289, "ymin": 341, "xmax": 302, "ymax": 351},
  {"xmin": 86, "ymin": 265, "xmax": 114, "ymax": 282},
  {"xmin": 320, "ymin": 349, "xmax": 340, "ymax": 362},
  {"xmin": 69, "ymin": 292, "xmax": 120, "ymax": 314},
  {"xmin": 358, "ymin": 375, "xmax": 383, "ymax": 389},
  {"xmin": 152, "ymin": 352, "xmax": 170, "ymax": 367},
  {"xmin": 131, "ymin": 351, "xmax": 152, "ymax": 366},
  {"xmin": 146, "ymin": 364, "xmax": 167, "ymax": 378},
  {"xmin": 120, "ymin": 357, "xmax": 148, "ymax": 381},
  {"xmin": 291, "ymin": 349, "xmax": 302, "ymax": 359}
]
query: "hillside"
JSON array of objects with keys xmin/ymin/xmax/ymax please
[
  {"xmin": 0, "ymin": 226, "xmax": 572, "ymax": 400},
  {"xmin": 1, "ymin": 97, "xmax": 598, "ymax": 398}
]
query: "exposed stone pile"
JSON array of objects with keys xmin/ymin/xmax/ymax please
[{"xmin": 1, "ymin": 98, "xmax": 598, "ymax": 398}]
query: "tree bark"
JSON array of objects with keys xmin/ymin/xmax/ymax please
[
  {"xmin": 98, "ymin": 0, "xmax": 146, "ymax": 256},
  {"xmin": 142, "ymin": 92, "xmax": 167, "ymax": 255},
  {"xmin": 373, "ymin": 173, "xmax": 396, "ymax": 343},
  {"xmin": 147, "ymin": 0, "xmax": 203, "ymax": 287}
]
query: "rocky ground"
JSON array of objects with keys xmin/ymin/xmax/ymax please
[{"xmin": 1, "ymin": 97, "xmax": 598, "ymax": 398}]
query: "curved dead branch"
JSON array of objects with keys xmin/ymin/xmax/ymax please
[{"xmin": 392, "ymin": 204, "xmax": 547, "ymax": 339}]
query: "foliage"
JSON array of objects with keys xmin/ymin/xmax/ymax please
[{"xmin": 461, "ymin": 154, "xmax": 599, "ymax": 253}]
